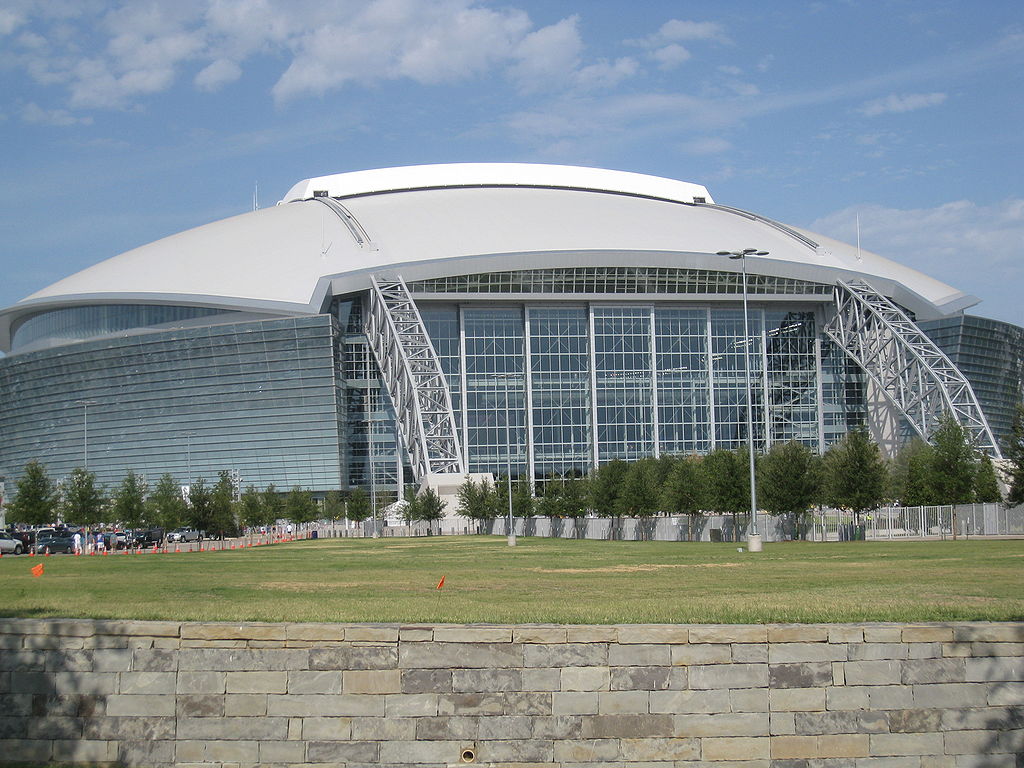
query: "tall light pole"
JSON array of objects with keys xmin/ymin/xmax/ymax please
[
  {"xmin": 715, "ymin": 248, "xmax": 768, "ymax": 551},
  {"xmin": 75, "ymin": 400, "xmax": 98, "ymax": 471}
]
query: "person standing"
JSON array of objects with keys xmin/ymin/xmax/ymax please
[{"xmin": 72, "ymin": 530, "xmax": 82, "ymax": 555}]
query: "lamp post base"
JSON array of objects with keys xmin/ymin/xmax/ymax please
[
  {"xmin": 747, "ymin": 534, "xmax": 762, "ymax": 552},
  {"xmin": 507, "ymin": 533, "xmax": 517, "ymax": 547}
]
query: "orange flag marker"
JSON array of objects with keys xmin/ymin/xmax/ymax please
[
  {"xmin": 436, "ymin": 575, "xmax": 446, "ymax": 590},
  {"xmin": 31, "ymin": 563, "xmax": 44, "ymax": 578}
]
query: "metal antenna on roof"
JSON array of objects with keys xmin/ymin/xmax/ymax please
[
  {"xmin": 856, "ymin": 211, "xmax": 862, "ymax": 262},
  {"xmin": 252, "ymin": 182, "xmax": 259, "ymax": 212}
]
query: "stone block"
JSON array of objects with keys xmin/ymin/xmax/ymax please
[
  {"xmin": 452, "ymin": 668, "xmax": 522, "ymax": 693},
  {"xmin": 733, "ymin": 643, "xmax": 769, "ymax": 663},
  {"xmin": 258, "ymin": 739, "xmax": 305, "ymax": 764},
  {"xmin": 351, "ymin": 715, "xmax": 415, "ymax": 740},
  {"xmin": 106, "ymin": 693, "xmax": 175, "ymax": 716},
  {"xmin": 177, "ymin": 715, "xmax": 287, "ymax": 740},
  {"xmin": 988, "ymin": 682, "xmax": 1024, "ymax": 705},
  {"xmin": 52, "ymin": 671, "xmax": 116, "ymax": 695},
  {"xmin": 970, "ymin": 642, "xmax": 1024, "ymax": 657},
  {"xmin": 118, "ymin": 671, "xmax": 175, "ymax": 694},
  {"xmin": 224, "ymin": 693, "xmax": 267, "ymax": 716},
  {"xmin": 551, "ymin": 691, "xmax": 598, "ymax": 715},
  {"xmin": 181, "ymin": 622, "xmax": 286, "ymax": 641},
  {"xmin": 402, "ymin": 668, "xmax": 452, "ymax": 693},
  {"xmin": 285, "ymin": 623, "xmax": 346, "ymax": 642},
  {"xmin": 690, "ymin": 663, "xmax": 768, "ymax": 690},
  {"xmin": 794, "ymin": 710, "xmax": 889, "ymax": 735},
  {"xmin": 869, "ymin": 731, "xmax": 943, "ymax": 755},
  {"xmin": 615, "ymin": 625, "xmax": 689, "ymax": 644},
  {"xmin": 176, "ymin": 694, "xmax": 225, "ymax": 717},
  {"xmin": 0, "ymin": 695, "xmax": 30, "ymax": 716},
  {"xmin": 940, "ymin": 705, "xmax": 1024, "ymax": 731},
  {"xmin": 730, "ymin": 687, "xmax": 769, "ymax": 713},
  {"xmin": 83, "ymin": 716, "xmax": 175, "ymax": 740},
  {"xmin": 769, "ymin": 662, "xmax": 833, "ymax": 689},
  {"xmin": 867, "ymin": 684, "xmax": 914, "ymax": 710},
  {"xmin": 478, "ymin": 714, "xmax": 534, "ymax": 740},
  {"xmin": 620, "ymin": 736, "xmax": 699, "ymax": 761},
  {"xmin": 132, "ymin": 648, "xmax": 178, "ymax": 671},
  {"xmin": 672, "ymin": 643, "xmax": 732, "ymax": 665},
  {"xmin": 953, "ymin": 623, "xmax": 1024, "ymax": 643},
  {"xmin": 267, "ymin": 693, "xmax": 384, "ymax": 717},
  {"xmin": 609, "ymin": 665, "xmax": 674, "ymax": 691},
  {"xmin": 566, "ymin": 625, "xmax": 617, "ymax": 643},
  {"xmin": 401, "ymin": 642, "xmax": 523, "ymax": 669},
  {"xmin": 226, "ymin": 670, "xmax": 288, "ymax": 693},
  {"xmin": 675, "ymin": 712, "xmax": 769, "ymax": 737},
  {"xmin": 770, "ymin": 643, "xmax": 848, "ymax": 664},
  {"xmin": 505, "ymin": 691, "xmax": 552, "ymax": 715},
  {"xmin": 44, "ymin": 649, "xmax": 93, "ymax": 672},
  {"xmin": 581, "ymin": 713, "xmax": 673, "ymax": 738},
  {"xmin": 8, "ymin": 672, "xmax": 49, "ymax": 695},
  {"xmin": 909, "ymin": 641, "xmax": 942, "ymax": 659},
  {"xmin": 378, "ymin": 739, "xmax": 465, "ymax": 763},
  {"xmin": 769, "ymin": 625, "xmax": 830, "ymax": 643},
  {"xmin": 770, "ymin": 735, "xmax": 819, "ymax": 759},
  {"xmin": 552, "ymin": 738, "xmax": 620, "ymax": 762},
  {"xmin": 344, "ymin": 669, "xmax": 401, "ymax": 694},
  {"xmin": 532, "ymin": 714, "xmax": 583, "ymax": 738},
  {"xmin": 287, "ymin": 670, "xmax": 344, "ymax": 694},
  {"xmin": 306, "ymin": 739, "xmax": 380, "ymax": 762},
  {"xmin": 476, "ymin": 738, "xmax": 554, "ymax": 763},
  {"xmin": 863, "ymin": 626, "xmax": 904, "ymax": 643},
  {"xmin": 887, "ymin": 708, "xmax": 943, "ymax": 733},
  {"xmin": 344, "ymin": 625, "xmax": 399, "ymax": 642},
  {"xmin": 561, "ymin": 666, "xmax": 609, "ymax": 692},
  {"xmin": 178, "ymin": 648, "xmax": 309, "ymax": 671},
  {"xmin": 0, "ymin": 651, "xmax": 45, "ymax": 672},
  {"xmin": 433, "ymin": 625, "xmax": 512, "ymax": 643},
  {"xmin": 386, "ymin": 693, "xmax": 438, "ymax": 717},
  {"xmin": 177, "ymin": 670, "xmax": 226, "ymax": 694},
  {"xmin": 0, "ymin": 739, "xmax": 52, "ymax": 763},
  {"xmin": 398, "ymin": 626, "xmax": 433, "ymax": 642},
  {"xmin": 770, "ymin": 711, "xmax": 796, "ymax": 735},
  {"xmin": 843, "ymin": 660, "xmax": 902, "ymax": 686},
  {"xmin": 608, "ymin": 643, "xmax": 671, "ymax": 666},
  {"xmin": 689, "ymin": 625, "xmax": 768, "ymax": 644},
  {"xmin": 849, "ymin": 642, "xmax": 909, "ymax": 661},
  {"xmin": 524, "ymin": 643, "xmax": 607, "ymax": 668},
  {"xmin": 829, "ymin": 626, "xmax": 865, "ymax": 643},
  {"xmin": 912, "ymin": 683, "xmax": 989, "ymax": 708},
  {"xmin": 769, "ymin": 688, "xmax": 825, "ymax": 712},
  {"xmin": 597, "ymin": 690, "xmax": 648, "ymax": 714},
  {"xmin": 902, "ymin": 658, "xmax": 966, "ymax": 684},
  {"xmin": 300, "ymin": 715, "xmax": 354, "ymax": 740},
  {"xmin": 24, "ymin": 716, "xmax": 82, "ymax": 740},
  {"xmin": 700, "ymin": 736, "xmax": 770, "ymax": 760},
  {"xmin": 51, "ymin": 739, "xmax": 118, "ymax": 763},
  {"xmin": 826, "ymin": 685, "xmax": 869, "ymax": 710},
  {"xmin": 965, "ymin": 657, "xmax": 1021, "ymax": 682},
  {"xmin": 309, "ymin": 644, "xmax": 398, "ymax": 670},
  {"xmin": 414, "ymin": 715, "xmax": 479, "ymax": 740},
  {"xmin": 437, "ymin": 692, "xmax": 505, "ymax": 715},
  {"xmin": 902, "ymin": 626, "xmax": 954, "ymax": 643},
  {"xmin": 117, "ymin": 739, "xmax": 175, "ymax": 766},
  {"xmin": 513, "ymin": 625, "xmax": 568, "ymax": 644},
  {"xmin": 521, "ymin": 667, "xmax": 561, "ymax": 691},
  {"xmin": 650, "ymin": 688, "xmax": 731, "ymax": 713}
]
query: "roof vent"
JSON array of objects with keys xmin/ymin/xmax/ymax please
[
  {"xmin": 313, "ymin": 190, "xmax": 329, "ymax": 198},
  {"xmin": 693, "ymin": 197, "xmax": 706, "ymax": 204}
]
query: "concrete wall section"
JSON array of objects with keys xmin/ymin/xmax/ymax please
[{"xmin": 0, "ymin": 619, "xmax": 1022, "ymax": 766}]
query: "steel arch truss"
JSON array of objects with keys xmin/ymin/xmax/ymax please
[
  {"xmin": 366, "ymin": 274, "xmax": 465, "ymax": 479},
  {"xmin": 824, "ymin": 279, "xmax": 1000, "ymax": 457}
]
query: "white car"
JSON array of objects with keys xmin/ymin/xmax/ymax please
[{"xmin": 0, "ymin": 532, "xmax": 25, "ymax": 555}]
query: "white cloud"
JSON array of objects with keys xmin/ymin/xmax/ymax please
[
  {"xmin": 649, "ymin": 19, "xmax": 729, "ymax": 44},
  {"xmin": 507, "ymin": 15, "xmax": 583, "ymax": 93},
  {"xmin": 680, "ymin": 137, "xmax": 732, "ymax": 155},
  {"xmin": 651, "ymin": 43, "xmax": 691, "ymax": 70},
  {"xmin": 194, "ymin": 58, "xmax": 241, "ymax": 91},
  {"xmin": 0, "ymin": 8, "xmax": 26, "ymax": 35},
  {"xmin": 859, "ymin": 92, "xmax": 947, "ymax": 117},
  {"xmin": 21, "ymin": 102, "xmax": 93, "ymax": 126},
  {"xmin": 810, "ymin": 199, "xmax": 1024, "ymax": 323}
]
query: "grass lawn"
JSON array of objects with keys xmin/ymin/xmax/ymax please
[{"xmin": 1, "ymin": 536, "xmax": 1022, "ymax": 624}]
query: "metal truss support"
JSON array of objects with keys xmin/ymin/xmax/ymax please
[
  {"xmin": 365, "ymin": 274, "xmax": 465, "ymax": 479},
  {"xmin": 823, "ymin": 279, "xmax": 1000, "ymax": 457}
]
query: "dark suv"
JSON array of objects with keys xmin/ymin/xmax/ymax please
[{"xmin": 130, "ymin": 527, "xmax": 165, "ymax": 547}]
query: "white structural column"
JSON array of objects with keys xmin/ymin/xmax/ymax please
[
  {"xmin": 824, "ymin": 279, "xmax": 1000, "ymax": 457},
  {"xmin": 365, "ymin": 274, "xmax": 465, "ymax": 479}
]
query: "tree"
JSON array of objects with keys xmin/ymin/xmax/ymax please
[
  {"xmin": 285, "ymin": 486, "xmax": 317, "ymax": 525},
  {"xmin": 536, "ymin": 478, "xmax": 564, "ymax": 519},
  {"xmin": 929, "ymin": 414, "xmax": 977, "ymax": 505},
  {"xmin": 238, "ymin": 485, "xmax": 264, "ymax": 536},
  {"xmin": 323, "ymin": 490, "xmax": 345, "ymax": 522},
  {"xmin": 822, "ymin": 429, "xmax": 888, "ymax": 515},
  {"xmin": 619, "ymin": 459, "xmax": 661, "ymax": 518},
  {"xmin": 187, "ymin": 477, "xmax": 214, "ymax": 534},
  {"xmin": 8, "ymin": 460, "xmax": 57, "ymax": 526},
  {"xmin": 111, "ymin": 470, "xmax": 147, "ymax": 529},
  {"xmin": 416, "ymin": 487, "xmax": 446, "ymax": 531},
  {"xmin": 974, "ymin": 452, "xmax": 1002, "ymax": 504},
  {"xmin": 589, "ymin": 460, "xmax": 628, "ymax": 517},
  {"xmin": 513, "ymin": 476, "xmax": 534, "ymax": 518},
  {"xmin": 261, "ymin": 484, "xmax": 284, "ymax": 527},
  {"xmin": 662, "ymin": 455, "xmax": 706, "ymax": 539},
  {"xmin": 891, "ymin": 438, "xmax": 935, "ymax": 507},
  {"xmin": 149, "ymin": 473, "xmax": 186, "ymax": 531},
  {"xmin": 61, "ymin": 468, "xmax": 105, "ymax": 529},
  {"xmin": 758, "ymin": 441, "xmax": 820, "ymax": 539},
  {"xmin": 401, "ymin": 485, "xmax": 421, "ymax": 524},
  {"xmin": 455, "ymin": 476, "xmax": 494, "ymax": 520},
  {"xmin": 346, "ymin": 487, "xmax": 372, "ymax": 524},
  {"xmin": 560, "ymin": 473, "xmax": 589, "ymax": 519},
  {"xmin": 702, "ymin": 449, "xmax": 750, "ymax": 541},
  {"xmin": 1004, "ymin": 404, "xmax": 1024, "ymax": 507},
  {"xmin": 207, "ymin": 471, "xmax": 238, "ymax": 539}
]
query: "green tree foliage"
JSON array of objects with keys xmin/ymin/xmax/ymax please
[
  {"xmin": 285, "ymin": 486, "xmax": 317, "ymax": 525},
  {"xmin": 619, "ymin": 459, "xmax": 661, "ymax": 517},
  {"xmin": 111, "ymin": 470, "xmax": 148, "ymax": 529},
  {"xmin": 929, "ymin": 414, "xmax": 977, "ymax": 505},
  {"xmin": 513, "ymin": 476, "xmax": 534, "ymax": 518},
  {"xmin": 208, "ymin": 471, "xmax": 238, "ymax": 538},
  {"xmin": 560, "ymin": 473, "xmax": 589, "ymax": 519},
  {"xmin": 455, "ymin": 476, "xmax": 494, "ymax": 520},
  {"xmin": 61, "ymin": 467, "xmax": 105, "ymax": 528},
  {"xmin": 974, "ymin": 452, "xmax": 1002, "ymax": 503},
  {"xmin": 1005, "ymin": 404, "xmax": 1024, "ymax": 507},
  {"xmin": 187, "ymin": 477, "xmax": 213, "ymax": 534},
  {"xmin": 8, "ymin": 460, "xmax": 57, "ymax": 525},
  {"xmin": 261, "ymin": 484, "xmax": 284, "ymax": 526},
  {"xmin": 148, "ymin": 473, "xmax": 186, "ymax": 531},
  {"xmin": 822, "ymin": 429, "xmax": 888, "ymax": 514},
  {"xmin": 401, "ymin": 485, "xmax": 420, "ymax": 524},
  {"xmin": 891, "ymin": 438, "xmax": 936, "ymax": 507},
  {"xmin": 536, "ymin": 477, "xmax": 564, "ymax": 519},
  {"xmin": 416, "ymin": 487, "xmax": 446, "ymax": 525},
  {"xmin": 238, "ymin": 485, "xmax": 264, "ymax": 534},
  {"xmin": 345, "ymin": 487, "xmax": 371, "ymax": 523},
  {"xmin": 323, "ymin": 490, "xmax": 345, "ymax": 521},
  {"xmin": 588, "ymin": 459, "xmax": 628, "ymax": 516},
  {"xmin": 702, "ymin": 449, "xmax": 749, "ymax": 516},
  {"xmin": 758, "ymin": 441, "xmax": 820, "ymax": 538},
  {"xmin": 661, "ymin": 455, "xmax": 706, "ymax": 517}
]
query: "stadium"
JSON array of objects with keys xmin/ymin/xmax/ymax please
[{"xmin": 0, "ymin": 163, "xmax": 1020, "ymax": 526}]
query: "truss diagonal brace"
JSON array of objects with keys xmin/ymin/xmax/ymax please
[
  {"xmin": 365, "ymin": 274, "xmax": 465, "ymax": 479},
  {"xmin": 823, "ymin": 279, "xmax": 1000, "ymax": 457}
]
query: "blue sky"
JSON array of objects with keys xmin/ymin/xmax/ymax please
[{"xmin": 2, "ymin": 0, "xmax": 1022, "ymax": 325}]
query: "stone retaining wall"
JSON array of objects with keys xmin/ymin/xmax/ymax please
[{"xmin": 1, "ymin": 619, "xmax": 1022, "ymax": 766}]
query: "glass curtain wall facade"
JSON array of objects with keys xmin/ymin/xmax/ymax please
[{"xmin": 0, "ymin": 315, "xmax": 345, "ymax": 491}]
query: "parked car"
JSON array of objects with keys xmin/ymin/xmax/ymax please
[
  {"xmin": 34, "ymin": 534, "xmax": 75, "ymax": 555},
  {"xmin": 167, "ymin": 528, "xmax": 203, "ymax": 543},
  {"xmin": 130, "ymin": 527, "xmax": 164, "ymax": 547},
  {"xmin": 7, "ymin": 529, "xmax": 34, "ymax": 548},
  {"xmin": 0, "ymin": 532, "xmax": 25, "ymax": 555}
]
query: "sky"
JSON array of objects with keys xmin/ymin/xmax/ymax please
[{"xmin": 1, "ymin": 0, "xmax": 1022, "ymax": 329}]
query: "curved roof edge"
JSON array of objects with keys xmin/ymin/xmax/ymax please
[{"xmin": 280, "ymin": 163, "xmax": 715, "ymax": 206}]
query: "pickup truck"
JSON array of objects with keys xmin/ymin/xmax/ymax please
[{"xmin": 167, "ymin": 528, "xmax": 203, "ymax": 543}]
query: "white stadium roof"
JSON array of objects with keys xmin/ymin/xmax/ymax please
[{"xmin": 0, "ymin": 163, "xmax": 977, "ymax": 351}]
